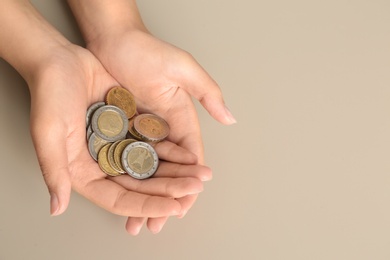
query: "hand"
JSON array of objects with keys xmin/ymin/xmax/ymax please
[
  {"xmin": 28, "ymin": 44, "xmax": 211, "ymax": 232},
  {"xmin": 0, "ymin": 0, "xmax": 211, "ymax": 235},
  {"xmin": 87, "ymin": 29, "xmax": 236, "ymax": 233}
]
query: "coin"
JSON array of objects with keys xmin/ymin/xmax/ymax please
[
  {"xmin": 88, "ymin": 133, "xmax": 109, "ymax": 161},
  {"xmin": 107, "ymin": 140, "xmax": 125, "ymax": 174},
  {"xmin": 106, "ymin": 86, "xmax": 137, "ymax": 119},
  {"xmin": 86, "ymin": 101, "xmax": 105, "ymax": 128},
  {"xmin": 121, "ymin": 141, "xmax": 159, "ymax": 179},
  {"xmin": 133, "ymin": 114, "xmax": 170, "ymax": 142},
  {"xmin": 98, "ymin": 143, "xmax": 121, "ymax": 176},
  {"xmin": 127, "ymin": 117, "xmax": 143, "ymax": 140},
  {"xmin": 113, "ymin": 139, "xmax": 137, "ymax": 172},
  {"xmin": 91, "ymin": 105, "xmax": 128, "ymax": 142},
  {"xmin": 86, "ymin": 124, "xmax": 93, "ymax": 141}
]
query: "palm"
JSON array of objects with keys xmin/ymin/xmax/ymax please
[
  {"xmin": 91, "ymin": 31, "xmax": 207, "ymax": 160},
  {"xmin": 29, "ymin": 45, "xmax": 208, "ymax": 222},
  {"xmin": 30, "ymin": 46, "xmax": 117, "ymax": 183}
]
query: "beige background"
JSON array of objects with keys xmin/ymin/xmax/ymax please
[{"xmin": 1, "ymin": 0, "xmax": 390, "ymax": 259}]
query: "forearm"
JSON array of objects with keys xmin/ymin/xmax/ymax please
[
  {"xmin": 0, "ymin": 0, "xmax": 70, "ymax": 83},
  {"xmin": 66, "ymin": 0, "xmax": 147, "ymax": 46}
]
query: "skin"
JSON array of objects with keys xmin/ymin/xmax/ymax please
[
  {"xmin": 0, "ymin": 0, "xmax": 214, "ymax": 234},
  {"xmin": 67, "ymin": 0, "xmax": 236, "ymax": 234}
]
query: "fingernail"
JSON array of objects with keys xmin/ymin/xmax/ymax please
[
  {"xmin": 133, "ymin": 225, "xmax": 143, "ymax": 236},
  {"xmin": 50, "ymin": 193, "xmax": 60, "ymax": 216},
  {"xmin": 151, "ymin": 225, "xmax": 163, "ymax": 234},
  {"xmin": 201, "ymin": 171, "xmax": 213, "ymax": 181},
  {"xmin": 189, "ymin": 187, "xmax": 203, "ymax": 195},
  {"xmin": 177, "ymin": 210, "xmax": 188, "ymax": 219},
  {"xmin": 224, "ymin": 105, "xmax": 237, "ymax": 124},
  {"xmin": 170, "ymin": 205, "xmax": 181, "ymax": 216}
]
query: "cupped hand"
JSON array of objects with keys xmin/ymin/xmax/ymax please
[
  {"xmin": 87, "ymin": 29, "xmax": 236, "ymax": 231},
  {"xmin": 89, "ymin": 30, "xmax": 236, "ymax": 156},
  {"xmin": 27, "ymin": 44, "xmax": 210, "ymax": 231}
]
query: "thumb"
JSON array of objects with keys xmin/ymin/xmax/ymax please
[
  {"xmin": 181, "ymin": 59, "xmax": 237, "ymax": 125},
  {"xmin": 31, "ymin": 121, "xmax": 72, "ymax": 216}
]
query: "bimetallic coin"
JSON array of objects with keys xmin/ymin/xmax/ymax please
[
  {"xmin": 127, "ymin": 117, "xmax": 143, "ymax": 140},
  {"xmin": 113, "ymin": 139, "xmax": 137, "ymax": 172},
  {"xmin": 91, "ymin": 105, "xmax": 128, "ymax": 142},
  {"xmin": 106, "ymin": 86, "xmax": 137, "ymax": 119},
  {"xmin": 129, "ymin": 127, "xmax": 143, "ymax": 141},
  {"xmin": 86, "ymin": 101, "xmax": 105, "ymax": 128},
  {"xmin": 121, "ymin": 141, "xmax": 159, "ymax": 179},
  {"xmin": 86, "ymin": 124, "xmax": 93, "ymax": 141},
  {"xmin": 88, "ymin": 133, "xmax": 109, "ymax": 161},
  {"xmin": 107, "ymin": 140, "xmax": 125, "ymax": 174},
  {"xmin": 98, "ymin": 143, "xmax": 121, "ymax": 176},
  {"xmin": 133, "ymin": 114, "xmax": 170, "ymax": 142}
]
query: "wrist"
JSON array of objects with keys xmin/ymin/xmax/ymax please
[
  {"xmin": 0, "ymin": 0, "xmax": 72, "ymax": 84},
  {"xmin": 11, "ymin": 38, "xmax": 73, "ymax": 89},
  {"xmin": 67, "ymin": 0, "xmax": 148, "ymax": 46},
  {"xmin": 21, "ymin": 43, "xmax": 76, "ymax": 88}
]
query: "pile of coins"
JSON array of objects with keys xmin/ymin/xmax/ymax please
[{"xmin": 86, "ymin": 86, "xmax": 170, "ymax": 179}]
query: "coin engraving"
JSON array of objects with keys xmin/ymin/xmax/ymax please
[
  {"xmin": 91, "ymin": 105, "xmax": 128, "ymax": 142},
  {"xmin": 127, "ymin": 147, "xmax": 154, "ymax": 174},
  {"xmin": 98, "ymin": 110, "xmax": 124, "ymax": 137},
  {"xmin": 121, "ymin": 142, "xmax": 158, "ymax": 179}
]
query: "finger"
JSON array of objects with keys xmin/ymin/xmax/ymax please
[
  {"xmin": 30, "ymin": 122, "xmax": 71, "ymax": 216},
  {"xmin": 154, "ymin": 161, "xmax": 212, "ymax": 181},
  {"xmin": 147, "ymin": 216, "xmax": 169, "ymax": 234},
  {"xmin": 79, "ymin": 178, "xmax": 181, "ymax": 217},
  {"xmin": 125, "ymin": 217, "xmax": 147, "ymax": 236},
  {"xmin": 153, "ymin": 140, "xmax": 198, "ymax": 165},
  {"xmin": 108, "ymin": 175, "xmax": 203, "ymax": 198},
  {"xmin": 180, "ymin": 57, "xmax": 237, "ymax": 125},
  {"xmin": 176, "ymin": 194, "xmax": 198, "ymax": 218},
  {"xmin": 157, "ymin": 89, "xmax": 205, "ymax": 163}
]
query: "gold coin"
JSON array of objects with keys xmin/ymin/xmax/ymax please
[
  {"xmin": 98, "ymin": 143, "xmax": 121, "ymax": 177},
  {"xmin": 107, "ymin": 140, "xmax": 125, "ymax": 174},
  {"xmin": 113, "ymin": 139, "xmax": 137, "ymax": 172},
  {"xmin": 98, "ymin": 110, "xmax": 124, "ymax": 137},
  {"xmin": 133, "ymin": 114, "xmax": 170, "ymax": 142},
  {"xmin": 106, "ymin": 86, "xmax": 137, "ymax": 119}
]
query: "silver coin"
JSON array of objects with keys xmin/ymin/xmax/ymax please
[
  {"xmin": 88, "ymin": 132, "xmax": 109, "ymax": 161},
  {"xmin": 121, "ymin": 141, "xmax": 159, "ymax": 179},
  {"xmin": 91, "ymin": 105, "xmax": 128, "ymax": 142},
  {"xmin": 86, "ymin": 124, "xmax": 93, "ymax": 141},
  {"xmin": 86, "ymin": 101, "xmax": 105, "ymax": 128}
]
